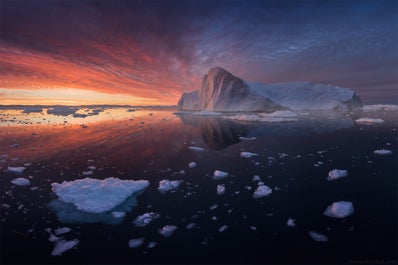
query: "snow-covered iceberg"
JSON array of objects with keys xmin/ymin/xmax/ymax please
[{"xmin": 178, "ymin": 67, "xmax": 361, "ymax": 112}]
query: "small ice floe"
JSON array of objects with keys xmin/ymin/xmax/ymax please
[
  {"xmin": 323, "ymin": 201, "xmax": 354, "ymax": 218},
  {"xmin": 309, "ymin": 231, "xmax": 328, "ymax": 242},
  {"xmin": 54, "ymin": 227, "xmax": 71, "ymax": 236},
  {"xmin": 11, "ymin": 178, "xmax": 31, "ymax": 186},
  {"xmin": 51, "ymin": 239, "xmax": 80, "ymax": 256},
  {"xmin": 7, "ymin": 166, "xmax": 26, "ymax": 175},
  {"xmin": 211, "ymin": 216, "xmax": 218, "ymax": 221},
  {"xmin": 188, "ymin": 162, "xmax": 197, "ymax": 168},
  {"xmin": 213, "ymin": 170, "xmax": 229, "ymax": 180},
  {"xmin": 217, "ymin": 184, "xmax": 226, "ymax": 195},
  {"xmin": 287, "ymin": 219, "xmax": 295, "ymax": 227},
  {"xmin": 81, "ymin": 170, "xmax": 94, "ymax": 176},
  {"xmin": 210, "ymin": 204, "xmax": 218, "ymax": 210},
  {"xmin": 128, "ymin": 238, "xmax": 144, "ymax": 248},
  {"xmin": 158, "ymin": 225, "xmax": 178, "ymax": 237},
  {"xmin": 188, "ymin": 146, "xmax": 204, "ymax": 152},
  {"xmin": 51, "ymin": 177, "xmax": 149, "ymax": 213},
  {"xmin": 239, "ymin": 136, "xmax": 256, "ymax": 140},
  {"xmin": 185, "ymin": 223, "xmax": 196, "ymax": 229},
  {"xmin": 192, "ymin": 111, "xmax": 223, "ymax": 116},
  {"xmin": 133, "ymin": 212, "xmax": 160, "ymax": 227},
  {"xmin": 240, "ymin": 152, "xmax": 258, "ymax": 158},
  {"xmin": 252, "ymin": 175, "xmax": 261, "ymax": 182},
  {"xmin": 112, "ymin": 211, "xmax": 126, "ymax": 218},
  {"xmin": 250, "ymin": 226, "xmax": 257, "ymax": 231},
  {"xmin": 218, "ymin": 225, "xmax": 228, "ymax": 232},
  {"xmin": 327, "ymin": 169, "xmax": 348, "ymax": 181},
  {"xmin": 374, "ymin": 149, "xmax": 393, "ymax": 155},
  {"xmin": 355, "ymin": 118, "xmax": 384, "ymax": 124},
  {"xmin": 147, "ymin": 242, "xmax": 157, "ymax": 248},
  {"xmin": 253, "ymin": 185, "xmax": 272, "ymax": 199},
  {"xmin": 158, "ymin": 180, "xmax": 182, "ymax": 193}
]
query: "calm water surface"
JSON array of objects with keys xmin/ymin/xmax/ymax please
[{"xmin": 0, "ymin": 107, "xmax": 397, "ymax": 264}]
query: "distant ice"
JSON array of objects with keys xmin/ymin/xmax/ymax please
[
  {"xmin": 327, "ymin": 169, "xmax": 348, "ymax": 181},
  {"xmin": 128, "ymin": 238, "xmax": 144, "ymax": 248},
  {"xmin": 54, "ymin": 227, "xmax": 71, "ymax": 236},
  {"xmin": 192, "ymin": 111, "xmax": 223, "ymax": 116},
  {"xmin": 225, "ymin": 114, "xmax": 297, "ymax": 122},
  {"xmin": 47, "ymin": 106, "xmax": 77, "ymax": 116},
  {"xmin": 217, "ymin": 184, "xmax": 226, "ymax": 195},
  {"xmin": 188, "ymin": 146, "xmax": 204, "ymax": 152},
  {"xmin": 323, "ymin": 201, "xmax": 354, "ymax": 218},
  {"xmin": 11, "ymin": 177, "xmax": 31, "ymax": 186},
  {"xmin": 239, "ymin": 136, "xmax": 256, "ymax": 140},
  {"xmin": 374, "ymin": 149, "xmax": 393, "ymax": 155},
  {"xmin": 213, "ymin": 170, "xmax": 229, "ymax": 180},
  {"xmin": 259, "ymin": 110, "xmax": 298, "ymax": 118},
  {"xmin": 309, "ymin": 231, "xmax": 328, "ymax": 242},
  {"xmin": 240, "ymin": 152, "xmax": 258, "ymax": 158},
  {"xmin": 362, "ymin": 104, "xmax": 398, "ymax": 112},
  {"xmin": 111, "ymin": 211, "xmax": 126, "ymax": 218},
  {"xmin": 253, "ymin": 185, "xmax": 272, "ymax": 198},
  {"xmin": 133, "ymin": 212, "xmax": 160, "ymax": 227},
  {"xmin": 158, "ymin": 180, "xmax": 182, "ymax": 193},
  {"xmin": 158, "ymin": 225, "xmax": 178, "ymax": 237},
  {"xmin": 355, "ymin": 118, "xmax": 384, "ymax": 124},
  {"xmin": 287, "ymin": 219, "xmax": 295, "ymax": 227},
  {"xmin": 22, "ymin": 106, "xmax": 43, "ymax": 114},
  {"xmin": 188, "ymin": 162, "xmax": 197, "ymax": 168},
  {"xmin": 218, "ymin": 225, "xmax": 228, "ymax": 232},
  {"xmin": 7, "ymin": 166, "xmax": 26, "ymax": 175},
  {"xmin": 51, "ymin": 177, "xmax": 149, "ymax": 213}
]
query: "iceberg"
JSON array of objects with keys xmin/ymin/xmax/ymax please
[
  {"xmin": 323, "ymin": 201, "xmax": 354, "ymax": 218},
  {"xmin": 309, "ymin": 231, "xmax": 328, "ymax": 242},
  {"xmin": 11, "ymin": 177, "xmax": 31, "ymax": 186},
  {"xmin": 253, "ymin": 185, "xmax": 272, "ymax": 198},
  {"xmin": 327, "ymin": 169, "xmax": 348, "ymax": 181},
  {"xmin": 374, "ymin": 149, "xmax": 393, "ymax": 155},
  {"xmin": 51, "ymin": 177, "xmax": 149, "ymax": 213},
  {"xmin": 158, "ymin": 180, "xmax": 182, "ymax": 193},
  {"xmin": 158, "ymin": 225, "xmax": 178, "ymax": 237},
  {"xmin": 133, "ymin": 212, "xmax": 160, "ymax": 227},
  {"xmin": 213, "ymin": 170, "xmax": 229, "ymax": 180},
  {"xmin": 22, "ymin": 106, "xmax": 43, "ymax": 114}
]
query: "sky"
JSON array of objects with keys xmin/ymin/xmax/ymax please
[{"xmin": 0, "ymin": 0, "xmax": 397, "ymax": 105}]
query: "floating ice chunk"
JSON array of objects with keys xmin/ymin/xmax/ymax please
[
  {"xmin": 87, "ymin": 166, "xmax": 96, "ymax": 170},
  {"xmin": 128, "ymin": 238, "xmax": 144, "ymax": 248},
  {"xmin": 185, "ymin": 223, "xmax": 196, "ymax": 229},
  {"xmin": 54, "ymin": 227, "xmax": 71, "ymax": 236},
  {"xmin": 11, "ymin": 177, "xmax": 30, "ymax": 186},
  {"xmin": 309, "ymin": 231, "xmax": 328, "ymax": 242},
  {"xmin": 217, "ymin": 184, "xmax": 226, "ymax": 195},
  {"xmin": 51, "ymin": 177, "xmax": 149, "ymax": 213},
  {"xmin": 158, "ymin": 225, "xmax": 177, "ymax": 237},
  {"xmin": 158, "ymin": 180, "xmax": 182, "ymax": 193},
  {"xmin": 213, "ymin": 170, "xmax": 229, "ymax": 180},
  {"xmin": 253, "ymin": 185, "xmax": 272, "ymax": 198},
  {"xmin": 218, "ymin": 225, "xmax": 228, "ymax": 232},
  {"xmin": 51, "ymin": 239, "xmax": 79, "ymax": 256},
  {"xmin": 82, "ymin": 170, "xmax": 94, "ymax": 176},
  {"xmin": 240, "ymin": 152, "xmax": 258, "ymax": 158},
  {"xmin": 327, "ymin": 169, "xmax": 348, "ymax": 181},
  {"xmin": 210, "ymin": 204, "xmax": 218, "ymax": 210},
  {"xmin": 374, "ymin": 149, "xmax": 393, "ymax": 155},
  {"xmin": 7, "ymin": 166, "xmax": 26, "ymax": 175},
  {"xmin": 355, "ymin": 118, "xmax": 384, "ymax": 124},
  {"xmin": 323, "ymin": 201, "xmax": 354, "ymax": 218},
  {"xmin": 188, "ymin": 146, "xmax": 204, "ymax": 152},
  {"xmin": 112, "ymin": 211, "xmax": 126, "ymax": 218},
  {"xmin": 239, "ymin": 136, "xmax": 256, "ymax": 140},
  {"xmin": 147, "ymin": 242, "xmax": 157, "ymax": 248},
  {"xmin": 188, "ymin": 162, "xmax": 197, "ymax": 168},
  {"xmin": 287, "ymin": 219, "xmax": 295, "ymax": 227},
  {"xmin": 252, "ymin": 175, "xmax": 261, "ymax": 182},
  {"xmin": 133, "ymin": 212, "xmax": 160, "ymax": 227}
]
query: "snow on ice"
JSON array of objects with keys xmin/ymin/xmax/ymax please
[{"xmin": 128, "ymin": 238, "xmax": 144, "ymax": 248}]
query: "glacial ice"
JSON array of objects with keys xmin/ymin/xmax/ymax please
[
  {"xmin": 51, "ymin": 177, "xmax": 149, "ymax": 213},
  {"xmin": 192, "ymin": 111, "xmax": 223, "ymax": 116},
  {"xmin": 158, "ymin": 225, "xmax": 178, "ymax": 237},
  {"xmin": 323, "ymin": 201, "xmax": 354, "ymax": 218},
  {"xmin": 327, "ymin": 169, "xmax": 348, "ymax": 181},
  {"xmin": 158, "ymin": 180, "xmax": 182, "ymax": 193},
  {"xmin": 133, "ymin": 212, "xmax": 160, "ymax": 227},
  {"xmin": 213, "ymin": 170, "xmax": 229, "ymax": 180},
  {"xmin": 54, "ymin": 227, "xmax": 71, "ymax": 236},
  {"xmin": 309, "ymin": 231, "xmax": 328, "ymax": 242},
  {"xmin": 253, "ymin": 185, "xmax": 272, "ymax": 198},
  {"xmin": 11, "ymin": 177, "xmax": 31, "ymax": 186}
]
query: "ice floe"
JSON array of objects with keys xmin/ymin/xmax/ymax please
[
  {"xmin": 218, "ymin": 225, "xmax": 228, "ymax": 232},
  {"xmin": 323, "ymin": 201, "xmax": 354, "ymax": 218},
  {"xmin": 11, "ymin": 177, "xmax": 31, "ymax": 186},
  {"xmin": 374, "ymin": 149, "xmax": 393, "ymax": 155},
  {"xmin": 188, "ymin": 146, "xmax": 204, "ymax": 152},
  {"xmin": 133, "ymin": 212, "xmax": 160, "ymax": 227},
  {"xmin": 309, "ymin": 231, "xmax": 328, "ymax": 242},
  {"xmin": 7, "ymin": 166, "xmax": 26, "ymax": 175},
  {"xmin": 327, "ymin": 169, "xmax": 348, "ymax": 181},
  {"xmin": 287, "ymin": 219, "xmax": 295, "ymax": 227},
  {"xmin": 158, "ymin": 225, "xmax": 178, "ymax": 237},
  {"xmin": 51, "ymin": 177, "xmax": 149, "ymax": 213},
  {"xmin": 253, "ymin": 185, "xmax": 272, "ymax": 198},
  {"xmin": 240, "ymin": 152, "xmax": 258, "ymax": 158},
  {"xmin": 355, "ymin": 118, "xmax": 384, "ymax": 124},
  {"xmin": 188, "ymin": 162, "xmax": 197, "ymax": 168},
  {"xmin": 158, "ymin": 180, "xmax": 182, "ymax": 193},
  {"xmin": 213, "ymin": 170, "xmax": 229, "ymax": 180},
  {"xmin": 217, "ymin": 184, "xmax": 226, "ymax": 195},
  {"xmin": 128, "ymin": 238, "xmax": 144, "ymax": 248}
]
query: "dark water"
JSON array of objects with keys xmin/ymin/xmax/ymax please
[{"xmin": 1, "ymin": 108, "xmax": 397, "ymax": 264}]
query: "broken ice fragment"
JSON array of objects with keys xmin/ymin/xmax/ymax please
[
  {"xmin": 54, "ymin": 227, "xmax": 71, "ymax": 236},
  {"xmin": 374, "ymin": 149, "xmax": 393, "ymax": 155},
  {"xmin": 7, "ymin": 166, "xmax": 26, "ymax": 175},
  {"xmin": 51, "ymin": 239, "xmax": 80, "ymax": 256},
  {"xmin": 323, "ymin": 201, "xmax": 354, "ymax": 218},
  {"xmin": 213, "ymin": 170, "xmax": 228, "ymax": 180},
  {"xmin": 188, "ymin": 146, "xmax": 204, "ymax": 152},
  {"xmin": 128, "ymin": 238, "xmax": 144, "ymax": 248},
  {"xmin": 239, "ymin": 136, "xmax": 256, "ymax": 140},
  {"xmin": 309, "ymin": 231, "xmax": 328, "ymax": 242},
  {"xmin": 158, "ymin": 180, "xmax": 182, "ymax": 193},
  {"xmin": 327, "ymin": 169, "xmax": 348, "ymax": 181},
  {"xmin": 253, "ymin": 185, "xmax": 272, "ymax": 198},
  {"xmin": 11, "ymin": 178, "xmax": 31, "ymax": 186},
  {"xmin": 185, "ymin": 223, "xmax": 196, "ymax": 229},
  {"xmin": 252, "ymin": 175, "xmax": 261, "ymax": 182},
  {"xmin": 218, "ymin": 225, "xmax": 228, "ymax": 232},
  {"xmin": 147, "ymin": 242, "xmax": 157, "ymax": 248},
  {"xmin": 158, "ymin": 225, "xmax": 177, "ymax": 237},
  {"xmin": 217, "ymin": 184, "xmax": 226, "ymax": 195},
  {"xmin": 188, "ymin": 162, "xmax": 197, "ymax": 168},
  {"xmin": 133, "ymin": 212, "xmax": 160, "ymax": 227},
  {"xmin": 287, "ymin": 219, "xmax": 295, "ymax": 227}
]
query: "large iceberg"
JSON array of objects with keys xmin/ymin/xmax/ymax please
[{"xmin": 178, "ymin": 67, "xmax": 361, "ymax": 112}]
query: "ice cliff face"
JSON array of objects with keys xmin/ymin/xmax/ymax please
[{"xmin": 178, "ymin": 67, "xmax": 362, "ymax": 111}]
